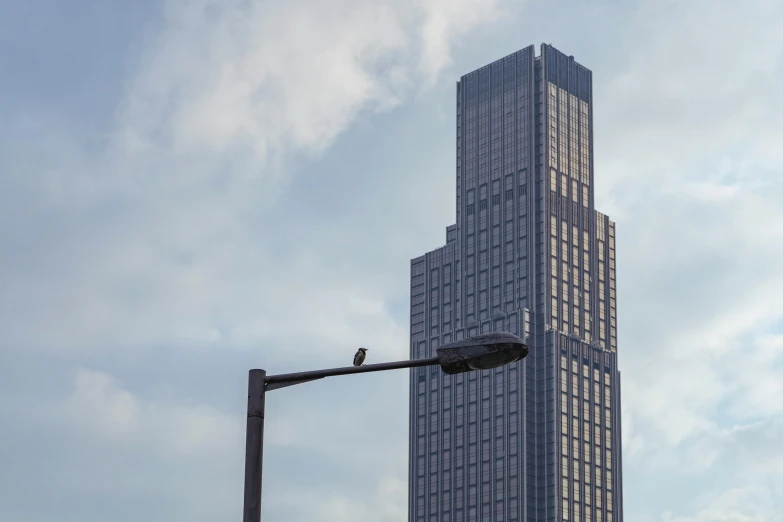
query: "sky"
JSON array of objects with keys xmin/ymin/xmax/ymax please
[{"xmin": 1, "ymin": 0, "xmax": 783, "ymax": 521}]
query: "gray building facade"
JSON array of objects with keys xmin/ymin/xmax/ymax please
[{"xmin": 408, "ymin": 44, "xmax": 623, "ymax": 522}]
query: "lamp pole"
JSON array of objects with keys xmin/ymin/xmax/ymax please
[
  {"xmin": 241, "ymin": 332, "xmax": 528, "ymax": 522},
  {"xmin": 242, "ymin": 369, "xmax": 266, "ymax": 522}
]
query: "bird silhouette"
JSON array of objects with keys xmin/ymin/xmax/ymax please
[{"xmin": 353, "ymin": 347, "xmax": 368, "ymax": 366}]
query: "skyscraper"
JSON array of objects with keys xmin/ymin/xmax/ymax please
[{"xmin": 408, "ymin": 44, "xmax": 623, "ymax": 522}]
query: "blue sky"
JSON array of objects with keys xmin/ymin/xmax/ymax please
[{"xmin": 2, "ymin": 0, "xmax": 783, "ymax": 521}]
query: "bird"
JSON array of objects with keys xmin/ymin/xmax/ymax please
[{"xmin": 353, "ymin": 347, "xmax": 368, "ymax": 366}]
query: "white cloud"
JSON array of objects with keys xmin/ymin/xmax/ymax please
[
  {"xmin": 600, "ymin": 0, "xmax": 783, "ymax": 454},
  {"xmin": 119, "ymin": 0, "xmax": 508, "ymax": 163},
  {"xmin": 583, "ymin": 5, "xmax": 783, "ymax": 520},
  {"xmin": 619, "ymin": 179, "xmax": 783, "ymax": 447},
  {"xmin": 0, "ymin": 0, "xmax": 508, "ymax": 360},
  {"xmin": 265, "ymin": 473, "xmax": 407, "ymax": 522},
  {"xmin": 596, "ymin": 0, "xmax": 783, "ymax": 201},
  {"xmin": 67, "ymin": 369, "xmax": 239, "ymax": 455},
  {"xmin": 68, "ymin": 369, "xmax": 140, "ymax": 440},
  {"xmin": 417, "ymin": 0, "xmax": 507, "ymax": 86},
  {"xmin": 661, "ymin": 486, "xmax": 777, "ymax": 522}
]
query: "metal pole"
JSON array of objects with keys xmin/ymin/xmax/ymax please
[
  {"xmin": 243, "ymin": 369, "xmax": 266, "ymax": 522},
  {"xmin": 265, "ymin": 356, "xmax": 440, "ymax": 387}
]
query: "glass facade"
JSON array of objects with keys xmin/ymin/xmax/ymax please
[{"xmin": 409, "ymin": 44, "xmax": 623, "ymax": 522}]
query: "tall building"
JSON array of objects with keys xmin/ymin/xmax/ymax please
[{"xmin": 408, "ymin": 44, "xmax": 623, "ymax": 522}]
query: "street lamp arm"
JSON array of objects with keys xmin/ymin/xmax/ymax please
[{"xmin": 264, "ymin": 355, "xmax": 440, "ymax": 391}]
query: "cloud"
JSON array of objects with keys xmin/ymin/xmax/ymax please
[
  {"xmin": 66, "ymin": 369, "xmax": 239, "ymax": 455},
  {"xmin": 656, "ymin": 420, "xmax": 783, "ymax": 522},
  {"xmin": 67, "ymin": 369, "xmax": 140, "ymax": 440},
  {"xmin": 661, "ymin": 486, "xmax": 778, "ymax": 522},
  {"xmin": 119, "ymin": 0, "xmax": 507, "ymax": 163},
  {"xmin": 587, "ymin": 0, "xmax": 783, "ymax": 449},
  {"xmin": 564, "ymin": 1, "xmax": 783, "ymax": 519},
  {"xmin": 261, "ymin": 474, "xmax": 406, "ymax": 522},
  {"xmin": 596, "ymin": 0, "xmax": 783, "ymax": 203},
  {"xmin": 0, "ymin": 0, "xmax": 509, "ymax": 359},
  {"xmin": 618, "ymin": 174, "xmax": 783, "ymax": 449},
  {"xmin": 417, "ymin": 0, "xmax": 507, "ymax": 86}
]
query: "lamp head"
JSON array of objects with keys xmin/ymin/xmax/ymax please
[{"xmin": 435, "ymin": 332, "xmax": 528, "ymax": 375}]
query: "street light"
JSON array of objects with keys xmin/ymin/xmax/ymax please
[{"xmin": 242, "ymin": 332, "xmax": 528, "ymax": 522}]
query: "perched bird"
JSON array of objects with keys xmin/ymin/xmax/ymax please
[{"xmin": 353, "ymin": 347, "xmax": 368, "ymax": 366}]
